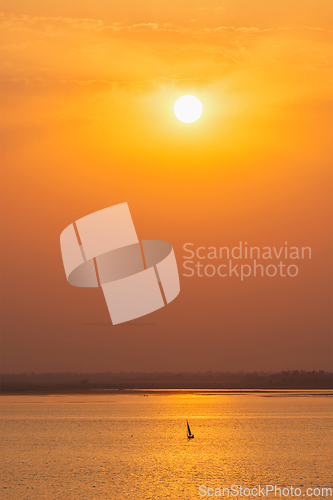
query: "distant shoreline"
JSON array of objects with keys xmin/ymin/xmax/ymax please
[
  {"xmin": 1, "ymin": 370, "xmax": 332, "ymax": 395},
  {"xmin": 1, "ymin": 389, "xmax": 332, "ymax": 397}
]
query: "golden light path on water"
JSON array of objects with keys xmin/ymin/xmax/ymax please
[{"xmin": 1, "ymin": 391, "xmax": 332, "ymax": 500}]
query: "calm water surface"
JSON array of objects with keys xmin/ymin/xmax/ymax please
[{"xmin": 1, "ymin": 391, "xmax": 332, "ymax": 500}]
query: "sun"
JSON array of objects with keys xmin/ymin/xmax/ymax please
[{"xmin": 174, "ymin": 95, "xmax": 202, "ymax": 123}]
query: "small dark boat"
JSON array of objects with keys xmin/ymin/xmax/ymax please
[{"xmin": 187, "ymin": 420, "xmax": 194, "ymax": 439}]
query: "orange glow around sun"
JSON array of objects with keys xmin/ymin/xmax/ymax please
[{"xmin": 0, "ymin": 0, "xmax": 332, "ymax": 373}]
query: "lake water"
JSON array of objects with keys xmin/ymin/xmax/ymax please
[{"xmin": 1, "ymin": 391, "xmax": 332, "ymax": 500}]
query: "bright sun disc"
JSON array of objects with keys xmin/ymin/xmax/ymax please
[{"xmin": 174, "ymin": 95, "xmax": 202, "ymax": 123}]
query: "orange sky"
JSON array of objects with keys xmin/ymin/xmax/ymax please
[{"xmin": 0, "ymin": 0, "xmax": 332, "ymax": 373}]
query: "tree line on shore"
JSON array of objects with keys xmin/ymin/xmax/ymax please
[{"xmin": 1, "ymin": 370, "xmax": 332, "ymax": 391}]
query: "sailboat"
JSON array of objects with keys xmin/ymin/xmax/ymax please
[{"xmin": 187, "ymin": 420, "xmax": 194, "ymax": 439}]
